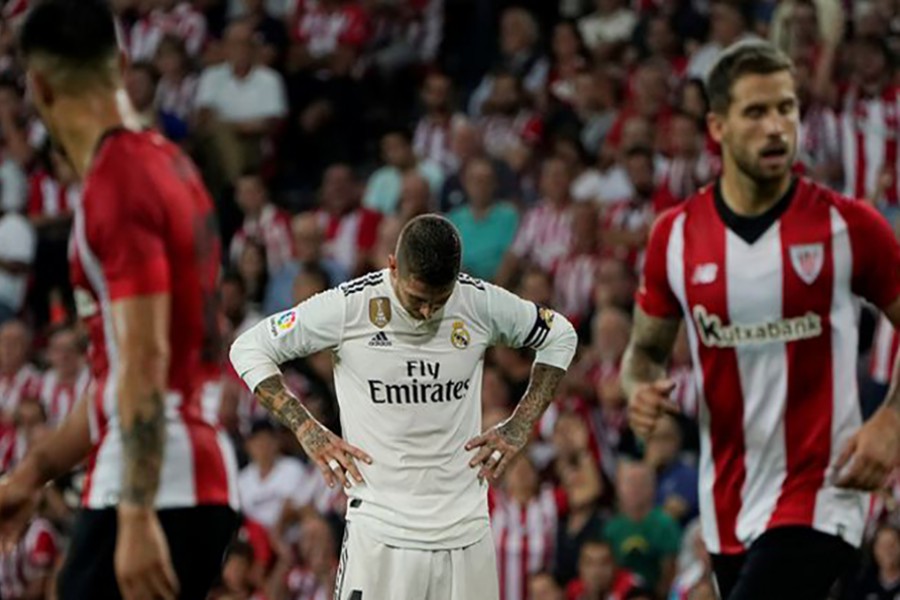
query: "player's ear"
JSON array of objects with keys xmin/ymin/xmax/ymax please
[
  {"xmin": 388, "ymin": 254, "xmax": 397, "ymax": 274},
  {"xmin": 117, "ymin": 50, "xmax": 130, "ymax": 77},
  {"xmin": 707, "ymin": 109, "xmax": 725, "ymax": 144},
  {"xmin": 27, "ymin": 71, "xmax": 53, "ymax": 110}
]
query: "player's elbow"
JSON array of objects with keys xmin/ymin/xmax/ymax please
[{"xmin": 121, "ymin": 337, "xmax": 170, "ymax": 390}]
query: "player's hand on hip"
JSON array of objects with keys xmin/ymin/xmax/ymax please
[
  {"xmin": 833, "ymin": 406, "xmax": 900, "ymax": 491},
  {"xmin": 466, "ymin": 415, "xmax": 530, "ymax": 482},
  {"xmin": 295, "ymin": 419, "xmax": 373, "ymax": 489},
  {"xmin": 627, "ymin": 379, "xmax": 679, "ymax": 439},
  {"xmin": 0, "ymin": 473, "xmax": 40, "ymax": 552},
  {"xmin": 114, "ymin": 505, "xmax": 179, "ymax": 600}
]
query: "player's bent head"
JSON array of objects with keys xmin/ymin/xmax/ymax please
[
  {"xmin": 394, "ymin": 214, "xmax": 461, "ymax": 286},
  {"xmin": 706, "ymin": 39, "xmax": 794, "ymax": 116},
  {"xmin": 19, "ymin": 0, "xmax": 122, "ymax": 98}
]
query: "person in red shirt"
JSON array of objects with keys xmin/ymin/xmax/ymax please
[
  {"xmin": 0, "ymin": 2, "xmax": 239, "ymax": 599},
  {"xmin": 623, "ymin": 40, "xmax": 900, "ymax": 599},
  {"xmin": 565, "ymin": 540, "xmax": 640, "ymax": 600}
]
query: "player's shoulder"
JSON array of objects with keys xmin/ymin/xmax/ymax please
[
  {"xmin": 338, "ymin": 269, "xmax": 388, "ymax": 298},
  {"xmin": 804, "ymin": 178, "xmax": 888, "ymax": 230}
]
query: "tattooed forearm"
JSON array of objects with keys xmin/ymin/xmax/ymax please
[
  {"xmin": 621, "ymin": 307, "xmax": 681, "ymax": 398},
  {"xmin": 255, "ymin": 375, "xmax": 312, "ymax": 433},
  {"xmin": 503, "ymin": 363, "xmax": 566, "ymax": 446},
  {"xmin": 120, "ymin": 390, "xmax": 165, "ymax": 506}
]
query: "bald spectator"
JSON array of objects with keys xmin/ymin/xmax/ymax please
[
  {"xmin": 603, "ymin": 461, "xmax": 680, "ymax": 598},
  {"xmin": 263, "ymin": 212, "xmax": 348, "ymax": 314},
  {"xmin": 195, "ymin": 18, "xmax": 287, "ymax": 188},
  {"xmin": 363, "ymin": 129, "xmax": 443, "ymax": 216},
  {"xmin": 447, "ymin": 158, "xmax": 519, "ymax": 281},
  {"xmin": 0, "ymin": 320, "xmax": 39, "ymax": 422}
]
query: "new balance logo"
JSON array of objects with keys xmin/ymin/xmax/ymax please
[{"xmin": 368, "ymin": 332, "xmax": 392, "ymax": 347}]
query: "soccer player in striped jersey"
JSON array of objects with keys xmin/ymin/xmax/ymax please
[{"xmin": 623, "ymin": 40, "xmax": 900, "ymax": 599}]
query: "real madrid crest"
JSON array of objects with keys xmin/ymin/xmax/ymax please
[
  {"xmin": 450, "ymin": 320, "xmax": 470, "ymax": 349},
  {"xmin": 369, "ymin": 297, "xmax": 392, "ymax": 328}
]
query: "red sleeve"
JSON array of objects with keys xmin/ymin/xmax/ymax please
[
  {"xmin": 357, "ymin": 209, "xmax": 382, "ymax": 251},
  {"xmin": 337, "ymin": 6, "xmax": 370, "ymax": 48},
  {"xmin": 635, "ymin": 209, "xmax": 682, "ymax": 318},
  {"xmin": 26, "ymin": 173, "xmax": 43, "ymax": 217},
  {"xmin": 520, "ymin": 115, "xmax": 543, "ymax": 147},
  {"xmin": 28, "ymin": 527, "xmax": 57, "ymax": 571},
  {"xmin": 840, "ymin": 198, "xmax": 900, "ymax": 309},
  {"xmin": 83, "ymin": 171, "xmax": 170, "ymax": 301}
]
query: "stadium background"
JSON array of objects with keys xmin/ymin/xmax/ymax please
[{"xmin": 2, "ymin": 0, "xmax": 900, "ymax": 598}]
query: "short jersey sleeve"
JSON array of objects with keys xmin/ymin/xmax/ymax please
[
  {"xmin": 480, "ymin": 281, "xmax": 577, "ymax": 371},
  {"xmin": 635, "ymin": 209, "xmax": 682, "ymax": 319},
  {"xmin": 230, "ymin": 288, "xmax": 346, "ymax": 392},
  {"xmin": 81, "ymin": 169, "xmax": 170, "ymax": 301},
  {"xmin": 841, "ymin": 199, "xmax": 900, "ymax": 309}
]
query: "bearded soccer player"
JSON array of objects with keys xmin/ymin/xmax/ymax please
[
  {"xmin": 622, "ymin": 40, "xmax": 900, "ymax": 600},
  {"xmin": 0, "ymin": 2, "xmax": 239, "ymax": 599},
  {"xmin": 230, "ymin": 215, "xmax": 578, "ymax": 599}
]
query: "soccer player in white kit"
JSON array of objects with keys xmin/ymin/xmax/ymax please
[{"xmin": 230, "ymin": 215, "xmax": 578, "ymax": 600}]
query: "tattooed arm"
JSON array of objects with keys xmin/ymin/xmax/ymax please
[{"xmin": 621, "ymin": 306, "xmax": 682, "ymax": 439}]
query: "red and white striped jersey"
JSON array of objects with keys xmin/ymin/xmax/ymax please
[
  {"xmin": 37, "ymin": 367, "xmax": 90, "ymax": 427},
  {"xmin": 69, "ymin": 130, "xmax": 238, "ymax": 510},
  {"xmin": 289, "ymin": 0, "xmax": 370, "ymax": 58},
  {"xmin": 637, "ymin": 177, "xmax": 900, "ymax": 554},
  {"xmin": 0, "ymin": 430, "xmax": 27, "ymax": 474},
  {"xmin": 413, "ymin": 114, "xmax": 466, "ymax": 174},
  {"xmin": 489, "ymin": 486, "xmax": 564, "ymax": 600},
  {"xmin": 0, "ymin": 365, "xmax": 41, "ymax": 419},
  {"xmin": 510, "ymin": 203, "xmax": 573, "ymax": 274},
  {"xmin": 317, "ymin": 207, "xmax": 382, "ymax": 276},
  {"xmin": 128, "ymin": 2, "xmax": 207, "ymax": 60},
  {"xmin": 230, "ymin": 204, "xmax": 295, "ymax": 274},
  {"xmin": 799, "ymin": 105, "xmax": 841, "ymax": 185},
  {"xmin": 0, "ymin": 518, "xmax": 58, "ymax": 600},
  {"xmin": 840, "ymin": 85, "xmax": 900, "ymax": 204},
  {"xmin": 870, "ymin": 312, "xmax": 899, "ymax": 385},
  {"xmin": 283, "ymin": 566, "xmax": 336, "ymax": 600},
  {"xmin": 553, "ymin": 251, "xmax": 601, "ymax": 327},
  {"xmin": 27, "ymin": 171, "xmax": 80, "ymax": 220},
  {"xmin": 479, "ymin": 111, "xmax": 543, "ymax": 161},
  {"xmin": 156, "ymin": 75, "xmax": 198, "ymax": 122}
]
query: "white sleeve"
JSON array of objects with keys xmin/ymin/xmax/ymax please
[
  {"xmin": 481, "ymin": 281, "xmax": 577, "ymax": 371},
  {"xmin": 229, "ymin": 287, "xmax": 346, "ymax": 392},
  {"xmin": 193, "ymin": 68, "xmax": 218, "ymax": 111}
]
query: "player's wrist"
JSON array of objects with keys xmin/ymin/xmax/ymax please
[{"xmin": 117, "ymin": 502, "xmax": 156, "ymax": 522}]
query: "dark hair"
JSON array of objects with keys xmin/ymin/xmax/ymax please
[
  {"xmin": 129, "ymin": 61, "xmax": 160, "ymax": 86},
  {"xmin": 856, "ymin": 35, "xmax": 896, "ymax": 72},
  {"xmin": 20, "ymin": 0, "xmax": 118, "ymax": 64},
  {"xmin": 225, "ymin": 540, "xmax": 255, "ymax": 563},
  {"xmin": 298, "ymin": 262, "xmax": 332, "ymax": 290},
  {"xmin": 382, "ymin": 127, "xmax": 413, "ymax": 145},
  {"xmin": 396, "ymin": 215, "xmax": 461, "ymax": 288},
  {"xmin": 706, "ymin": 40, "xmax": 793, "ymax": 114},
  {"xmin": 624, "ymin": 145, "xmax": 654, "ymax": 162},
  {"xmin": 221, "ymin": 271, "xmax": 247, "ymax": 294}
]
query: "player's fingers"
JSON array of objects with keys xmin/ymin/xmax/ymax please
[
  {"xmin": 661, "ymin": 397, "xmax": 682, "ymax": 414},
  {"xmin": 491, "ymin": 452, "xmax": 515, "ymax": 481},
  {"xmin": 326, "ymin": 453, "xmax": 350, "ymax": 489},
  {"xmin": 149, "ymin": 570, "xmax": 177, "ymax": 600},
  {"xmin": 479, "ymin": 448, "xmax": 504, "ymax": 480},
  {"xmin": 161, "ymin": 556, "xmax": 180, "ymax": 597},
  {"xmin": 336, "ymin": 451, "xmax": 364, "ymax": 485},
  {"xmin": 341, "ymin": 441, "xmax": 373, "ymax": 465},
  {"xmin": 469, "ymin": 445, "xmax": 494, "ymax": 469},
  {"xmin": 465, "ymin": 433, "xmax": 488, "ymax": 451},
  {"xmin": 314, "ymin": 456, "xmax": 337, "ymax": 488},
  {"xmin": 832, "ymin": 436, "xmax": 857, "ymax": 475},
  {"xmin": 836, "ymin": 455, "xmax": 873, "ymax": 489},
  {"xmin": 652, "ymin": 379, "xmax": 677, "ymax": 395}
]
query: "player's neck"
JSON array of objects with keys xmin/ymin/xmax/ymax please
[
  {"xmin": 720, "ymin": 168, "xmax": 792, "ymax": 217},
  {"xmin": 52, "ymin": 89, "xmax": 141, "ymax": 178}
]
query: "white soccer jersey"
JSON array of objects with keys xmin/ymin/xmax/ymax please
[{"xmin": 230, "ymin": 269, "xmax": 577, "ymax": 550}]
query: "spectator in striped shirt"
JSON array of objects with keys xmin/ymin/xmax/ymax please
[
  {"xmin": 267, "ymin": 513, "xmax": 338, "ymax": 600},
  {"xmin": 153, "ymin": 36, "xmax": 198, "ymax": 132},
  {"xmin": 0, "ymin": 515, "xmax": 59, "ymax": 600},
  {"xmin": 230, "ymin": 171, "xmax": 296, "ymax": 274},
  {"xmin": 554, "ymin": 202, "xmax": 602, "ymax": 328},
  {"xmin": 37, "ymin": 325, "xmax": 89, "ymax": 428},
  {"xmin": 413, "ymin": 72, "xmax": 466, "ymax": 175},
  {"xmin": 0, "ymin": 320, "xmax": 39, "ymax": 422}
]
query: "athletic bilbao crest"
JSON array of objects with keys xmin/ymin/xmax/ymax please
[{"xmin": 789, "ymin": 243, "xmax": 824, "ymax": 285}]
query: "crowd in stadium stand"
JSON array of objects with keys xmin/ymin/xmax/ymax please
[{"xmin": 4, "ymin": 0, "xmax": 900, "ymax": 598}]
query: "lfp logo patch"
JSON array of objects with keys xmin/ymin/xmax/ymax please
[{"xmin": 269, "ymin": 310, "xmax": 297, "ymax": 338}]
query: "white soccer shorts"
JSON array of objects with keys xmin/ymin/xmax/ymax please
[{"xmin": 333, "ymin": 521, "xmax": 500, "ymax": 600}]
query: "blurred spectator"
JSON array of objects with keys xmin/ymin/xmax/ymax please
[
  {"xmin": 288, "ymin": 0, "xmax": 371, "ymax": 76},
  {"xmin": 264, "ymin": 212, "xmax": 347, "ymax": 314},
  {"xmin": 771, "ymin": 0, "xmax": 825, "ymax": 68},
  {"xmin": 126, "ymin": 61, "xmax": 184, "ymax": 140},
  {"xmin": 447, "ymin": 157, "xmax": 519, "ymax": 282},
  {"xmin": 317, "ymin": 164, "xmax": 382, "ymax": 277},
  {"xmin": 669, "ymin": 520, "xmax": 711, "ymax": 600},
  {"xmin": 221, "ymin": 272, "xmax": 263, "ymax": 344},
  {"xmin": 241, "ymin": 0, "xmax": 289, "ymax": 67},
  {"xmin": 396, "ymin": 171, "xmax": 434, "ymax": 222},
  {"xmin": 551, "ymin": 70, "xmax": 618, "ymax": 160},
  {"xmin": 592, "ymin": 258, "xmax": 637, "ymax": 314},
  {"xmin": 606, "ymin": 61, "xmax": 672, "ymax": 154},
  {"xmin": 851, "ymin": 525, "xmax": 900, "ymax": 599},
  {"xmin": 236, "ymin": 240, "xmax": 270, "ymax": 310},
  {"xmin": 769, "ymin": 0, "xmax": 845, "ymax": 54},
  {"xmin": 545, "ymin": 20, "xmax": 590, "ymax": 110},
  {"xmin": 676, "ymin": 79, "xmax": 709, "ymax": 124},
  {"xmin": 530, "ymin": 571, "xmax": 565, "ymax": 600},
  {"xmin": 496, "ymin": 157, "xmax": 573, "ymax": 287},
  {"xmin": 577, "ymin": 0, "xmax": 638, "ymax": 60},
  {"xmin": 413, "ymin": 71, "xmax": 466, "ymax": 174},
  {"xmin": 230, "ymin": 171, "xmax": 295, "ymax": 274},
  {"xmin": 128, "ymin": 0, "xmax": 207, "ymax": 61},
  {"xmin": 839, "ymin": 36, "xmax": 899, "ymax": 207},
  {"xmin": 600, "ymin": 146, "xmax": 656, "ymax": 269},
  {"xmin": 153, "ymin": 36, "xmax": 198, "ymax": 127},
  {"xmin": 1, "ymin": 399, "xmax": 48, "ymax": 473},
  {"xmin": 238, "ymin": 419, "xmax": 310, "ymax": 532},
  {"xmin": 35, "ymin": 326, "xmax": 88, "ymax": 428},
  {"xmin": 636, "ymin": 14, "xmax": 688, "ymax": 82},
  {"xmin": 603, "ymin": 461, "xmax": 680, "ymax": 597},
  {"xmin": 210, "ymin": 540, "xmax": 260, "ymax": 599},
  {"xmin": 477, "ymin": 72, "xmax": 543, "ymax": 175},
  {"xmin": 267, "ymin": 514, "xmax": 339, "ymax": 600},
  {"xmin": 0, "ymin": 211, "xmax": 35, "ymax": 324},
  {"xmin": 0, "ymin": 320, "xmax": 39, "ymax": 421},
  {"xmin": 565, "ymin": 539, "xmax": 641, "ymax": 600},
  {"xmin": 195, "ymin": 18, "xmax": 288, "ymax": 189},
  {"xmin": 469, "ymin": 7, "xmax": 549, "ymax": 117},
  {"xmin": 0, "ymin": 80, "xmax": 32, "ymax": 212},
  {"xmin": 490, "ymin": 451, "xmax": 562, "ymax": 600},
  {"xmin": 686, "ymin": 1, "xmax": 755, "ymax": 80},
  {"xmin": 0, "ymin": 514, "xmax": 59, "ymax": 600},
  {"xmin": 291, "ymin": 262, "xmax": 330, "ymax": 305},
  {"xmin": 553, "ymin": 202, "xmax": 602, "ymax": 328},
  {"xmin": 655, "ymin": 112, "xmax": 717, "ymax": 212},
  {"xmin": 643, "ymin": 414, "xmax": 699, "ymax": 526},
  {"xmin": 793, "ymin": 56, "xmax": 841, "ymax": 190},
  {"xmin": 363, "ymin": 128, "xmax": 443, "ymax": 216}
]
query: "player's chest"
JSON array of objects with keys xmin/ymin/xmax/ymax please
[{"xmin": 681, "ymin": 226, "xmax": 840, "ymax": 346}]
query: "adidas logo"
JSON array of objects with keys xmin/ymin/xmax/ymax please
[{"xmin": 368, "ymin": 332, "xmax": 392, "ymax": 347}]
